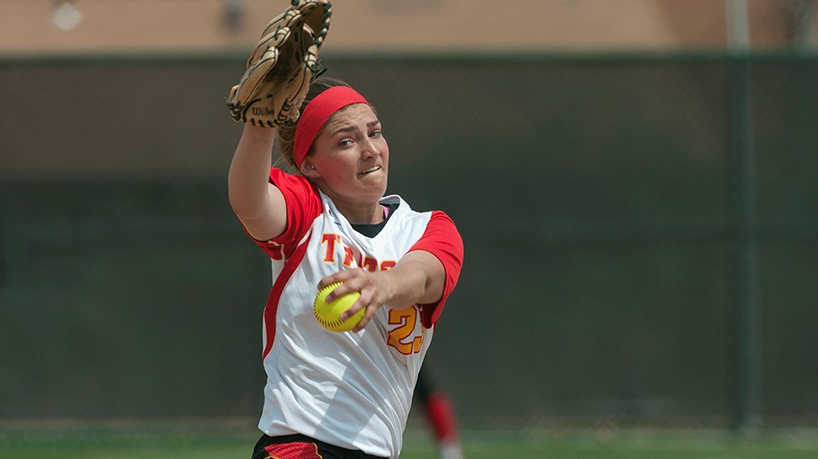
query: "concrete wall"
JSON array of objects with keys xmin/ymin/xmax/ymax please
[{"xmin": 1, "ymin": 0, "xmax": 817, "ymax": 55}]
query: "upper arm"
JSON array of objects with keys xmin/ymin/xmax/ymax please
[
  {"xmin": 236, "ymin": 182, "xmax": 288, "ymax": 242},
  {"xmin": 235, "ymin": 168, "xmax": 323, "ymax": 249}
]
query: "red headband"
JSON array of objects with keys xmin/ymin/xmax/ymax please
[{"xmin": 292, "ymin": 86, "xmax": 370, "ymax": 168}]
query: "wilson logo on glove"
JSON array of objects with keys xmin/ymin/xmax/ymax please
[{"xmin": 252, "ymin": 107, "xmax": 276, "ymax": 116}]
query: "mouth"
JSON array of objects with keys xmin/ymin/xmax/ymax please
[{"xmin": 358, "ymin": 165, "xmax": 382, "ymax": 176}]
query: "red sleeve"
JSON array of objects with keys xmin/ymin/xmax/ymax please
[
  {"xmin": 407, "ymin": 211, "xmax": 464, "ymax": 328},
  {"xmin": 242, "ymin": 168, "xmax": 323, "ymax": 260}
]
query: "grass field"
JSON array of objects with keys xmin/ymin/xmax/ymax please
[
  {"xmin": 4, "ymin": 440, "xmax": 818, "ymax": 459},
  {"xmin": 4, "ymin": 425, "xmax": 818, "ymax": 458}
]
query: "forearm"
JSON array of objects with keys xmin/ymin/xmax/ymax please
[
  {"xmin": 382, "ymin": 251, "xmax": 445, "ymax": 307},
  {"xmin": 228, "ymin": 125, "xmax": 276, "ymax": 219}
]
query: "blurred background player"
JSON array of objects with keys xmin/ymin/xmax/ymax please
[{"xmin": 416, "ymin": 368, "xmax": 464, "ymax": 459}]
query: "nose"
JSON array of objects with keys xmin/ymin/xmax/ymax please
[{"xmin": 361, "ymin": 137, "xmax": 379, "ymax": 159}]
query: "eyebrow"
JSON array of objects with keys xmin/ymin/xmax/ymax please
[{"xmin": 330, "ymin": 120, "xmax": 381, "ymax": 137}]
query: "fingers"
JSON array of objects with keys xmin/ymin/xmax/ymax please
[
  {"xmin": 249, "ymin": 2, "xmax": 309, "ymax": 67},
  {"xmin": 231, "ymin": 44, "xmax": 279, "ymax": 104},
  {"xmin": 350, "ymin": 301, "xmax": 379, "ymax": 333},
  {"xmin": 300, "ymin": 0, "xmax": 331, "ymax": 41},
  {"xmin": 257, "ymin": 5, "xmax": 300, "ymax": 44},
  {"xmin": 252, "ymin": 25, "xmax": 282, "ymax": 65},
  {"xmin": 318, "ymin": 268, "xmax": 365, "ymax": 301},
  {"xmin": 318, "ymin": 269, "xmax": 388, "ymax": 331},
  {"xmin": 247, "ymin": 26, "xmax": 290, "ymax": 69},
  {"xmin": 304, "ymin": 44, "xmax": 321, "ymax": 73},
  {"xmin": 338, "ymin": 286, "xmax": 379, "ymax": 332}
]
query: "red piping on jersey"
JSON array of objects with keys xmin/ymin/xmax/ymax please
[{"xmin": 262, "ymin": 233, "xmax": 313, "ymax": 359}]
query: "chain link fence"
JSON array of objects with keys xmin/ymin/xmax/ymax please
[{"xmin": 1, "ymin": 54, "xmax": 817, "ymax": 433}]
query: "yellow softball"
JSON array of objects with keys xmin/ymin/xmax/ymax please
[{"xmin": 313, "ymin": 282, "xmax": 365, "ymax": 332}]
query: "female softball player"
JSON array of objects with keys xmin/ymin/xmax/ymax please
[{"xmin": 228, "ymin": 77, "xmax": 464, "ymax": 459}]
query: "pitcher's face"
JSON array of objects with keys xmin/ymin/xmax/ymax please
[{"xmin": 304, "ymin": 104, "xmax": 389, "ymax": 205}]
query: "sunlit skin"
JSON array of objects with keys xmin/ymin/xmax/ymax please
[{"xmin": 299, "ymin": 103, "xmax": 389, "ymax": 225}]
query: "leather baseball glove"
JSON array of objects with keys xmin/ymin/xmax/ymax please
[{"xmin": 226, "ymin": 0, "xmax": 332, "ymax": 127}]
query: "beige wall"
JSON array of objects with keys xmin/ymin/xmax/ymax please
[{"xmin": 1, "ymin": 0, "xmax": 816, "ymax": 55}]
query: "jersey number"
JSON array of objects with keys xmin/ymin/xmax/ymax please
[{"xmin": 387, "ymin": 306, "xmax": 425, "ymax": 355}]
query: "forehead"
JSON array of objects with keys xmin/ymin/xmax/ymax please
[{"xmin": 324, "ymin": 104, "xmax": 378, "ymax": 129}]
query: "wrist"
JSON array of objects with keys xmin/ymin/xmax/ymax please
[
  {"xmin": 377, "ymin": 270, "xmax": 400, "ymax": 307},
  {"xmin": 243, "ymin": 123, "xmax": 276, "ymax": 138}
]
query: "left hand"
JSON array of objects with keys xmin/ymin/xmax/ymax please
[
  {"xmin": 318, "ymin": 268, "xmax": 394, "ymax": 333},
  {"xmin": 226, "ymin": 0, "xmax": 332, "ymax": 126}
]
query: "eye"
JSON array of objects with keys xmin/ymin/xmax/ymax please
[
  {"xmin": 338, "ymin": 138, "xmax": 354, "ymax": 147},
  {"xmin": 369, "ymin": 129, "xmax": 382, "ymax": 138}
]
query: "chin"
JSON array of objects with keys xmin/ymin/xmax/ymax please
[
  {"xmin": 361, "ymin": 174, "xmax": 387, "ymax": 195},
  {"xmin": 362, "ymin": 186, "xmax": 387, "ymax": 204},
  {"xmin": 375, "ymin": 180, "xmax": 388, "ymax": 198}
]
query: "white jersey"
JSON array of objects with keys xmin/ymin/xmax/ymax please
[{"xmin": 247, "ymin": 169, "xmax": 463, "ymax": 458}]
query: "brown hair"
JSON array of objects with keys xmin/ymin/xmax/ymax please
[{"xmin": 274, "ymin": 77, "xmax": 351, "ymax": 170}]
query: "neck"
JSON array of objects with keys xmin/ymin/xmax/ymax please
[
  {"xmin": 321, "ymin": 189, "xmax": 384, "ymax": 225},
  {"xmin": 336, "ymin": 200, "xmax": 385, "ymax": 225}
]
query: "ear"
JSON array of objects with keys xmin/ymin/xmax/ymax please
[{"xmin": 299, "ymin": 158, "xmax": 320, "ymax": 178}]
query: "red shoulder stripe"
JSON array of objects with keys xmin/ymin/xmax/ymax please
[{"xmin": 408, "ymin": 211, "xmax": 464, "ymax": 328}]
